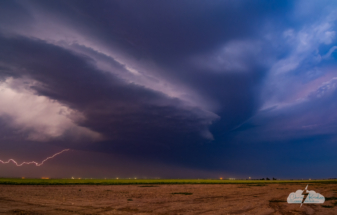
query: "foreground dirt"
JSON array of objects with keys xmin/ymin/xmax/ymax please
[{"xmin": 0, "ymin": 184, "xmax": 336, "ymax": 214}]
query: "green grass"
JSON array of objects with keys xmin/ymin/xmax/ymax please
[{"xmin": 0, "ymin": 178, "xmax": 336, "ymax": 185}]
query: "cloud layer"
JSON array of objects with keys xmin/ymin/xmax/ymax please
[{"xmin": 1, "ymin": 0, "xmax": 337, "ymax": 178}]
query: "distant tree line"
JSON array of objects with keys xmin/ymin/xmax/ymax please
[{"xmin": 259, "ymin": 177, "xmax": 277, "ymax": 180}]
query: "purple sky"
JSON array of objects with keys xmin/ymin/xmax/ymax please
[{"xmin": 0, "ymin": 0, "xmax": 337, "ymax": 179}]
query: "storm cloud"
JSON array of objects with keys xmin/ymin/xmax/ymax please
[{"xmin": 1, "ymin": 0, "xmax": 337, "ymax": 178}]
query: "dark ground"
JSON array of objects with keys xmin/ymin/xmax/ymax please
[{"xmin": 0, "ymin": 184, "xmax": 336, "ymax": 214}]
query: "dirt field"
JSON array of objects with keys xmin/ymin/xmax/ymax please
[{"xmin": 0, "ymin": 184, "xmax": 336, "ymax": 214}]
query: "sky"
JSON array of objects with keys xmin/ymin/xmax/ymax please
[{"xmin": 0, "ymin": 0, "xmax": 337, "ymax": 179}]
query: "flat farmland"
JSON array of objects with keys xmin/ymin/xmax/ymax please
[{"xmin": 0, "ymin": 179, "xmax": 336, "ymax": 214}]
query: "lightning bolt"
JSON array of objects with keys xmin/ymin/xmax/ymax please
[
  {"xmin": 0, "ymin": 149, "xmax": 70, "ymax": 166},
  {"xmin": 300, "ymin": 184, "xmax": 309, "ymax": 207}
]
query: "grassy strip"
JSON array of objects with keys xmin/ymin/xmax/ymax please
[{"xmin": 0, "ymin": 178, "xmax": 336, "ymax": 185}]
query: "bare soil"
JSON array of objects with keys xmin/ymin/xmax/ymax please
[{"xmin": 0, "ymin": 184, "xmax": 336, "ymax": 214}]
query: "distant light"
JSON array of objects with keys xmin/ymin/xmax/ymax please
[
  {"xmin": 71, "ymin": 177, "xmax": 74, "ymax": 179},
  {"xmin": 41, "ymin": 177, "xmax": 49, "ymax": 179},
  {"xmin": 116, "ymin": 177, "xmax": 119, "ymax": 179},
  {"xmin": 21, "ymin": 177, "xmax": 25, "ymax": 179},
  {"xmin": 220, "ymin": 177, "xmax": 223, "ymax": 180},
  {"xmin": 78, "ymin": 178, "xmax": 81, "ymax": 179},
  {"xmin": 134, "ymin": 177, "xmax": 137, "ymax": 179}
]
